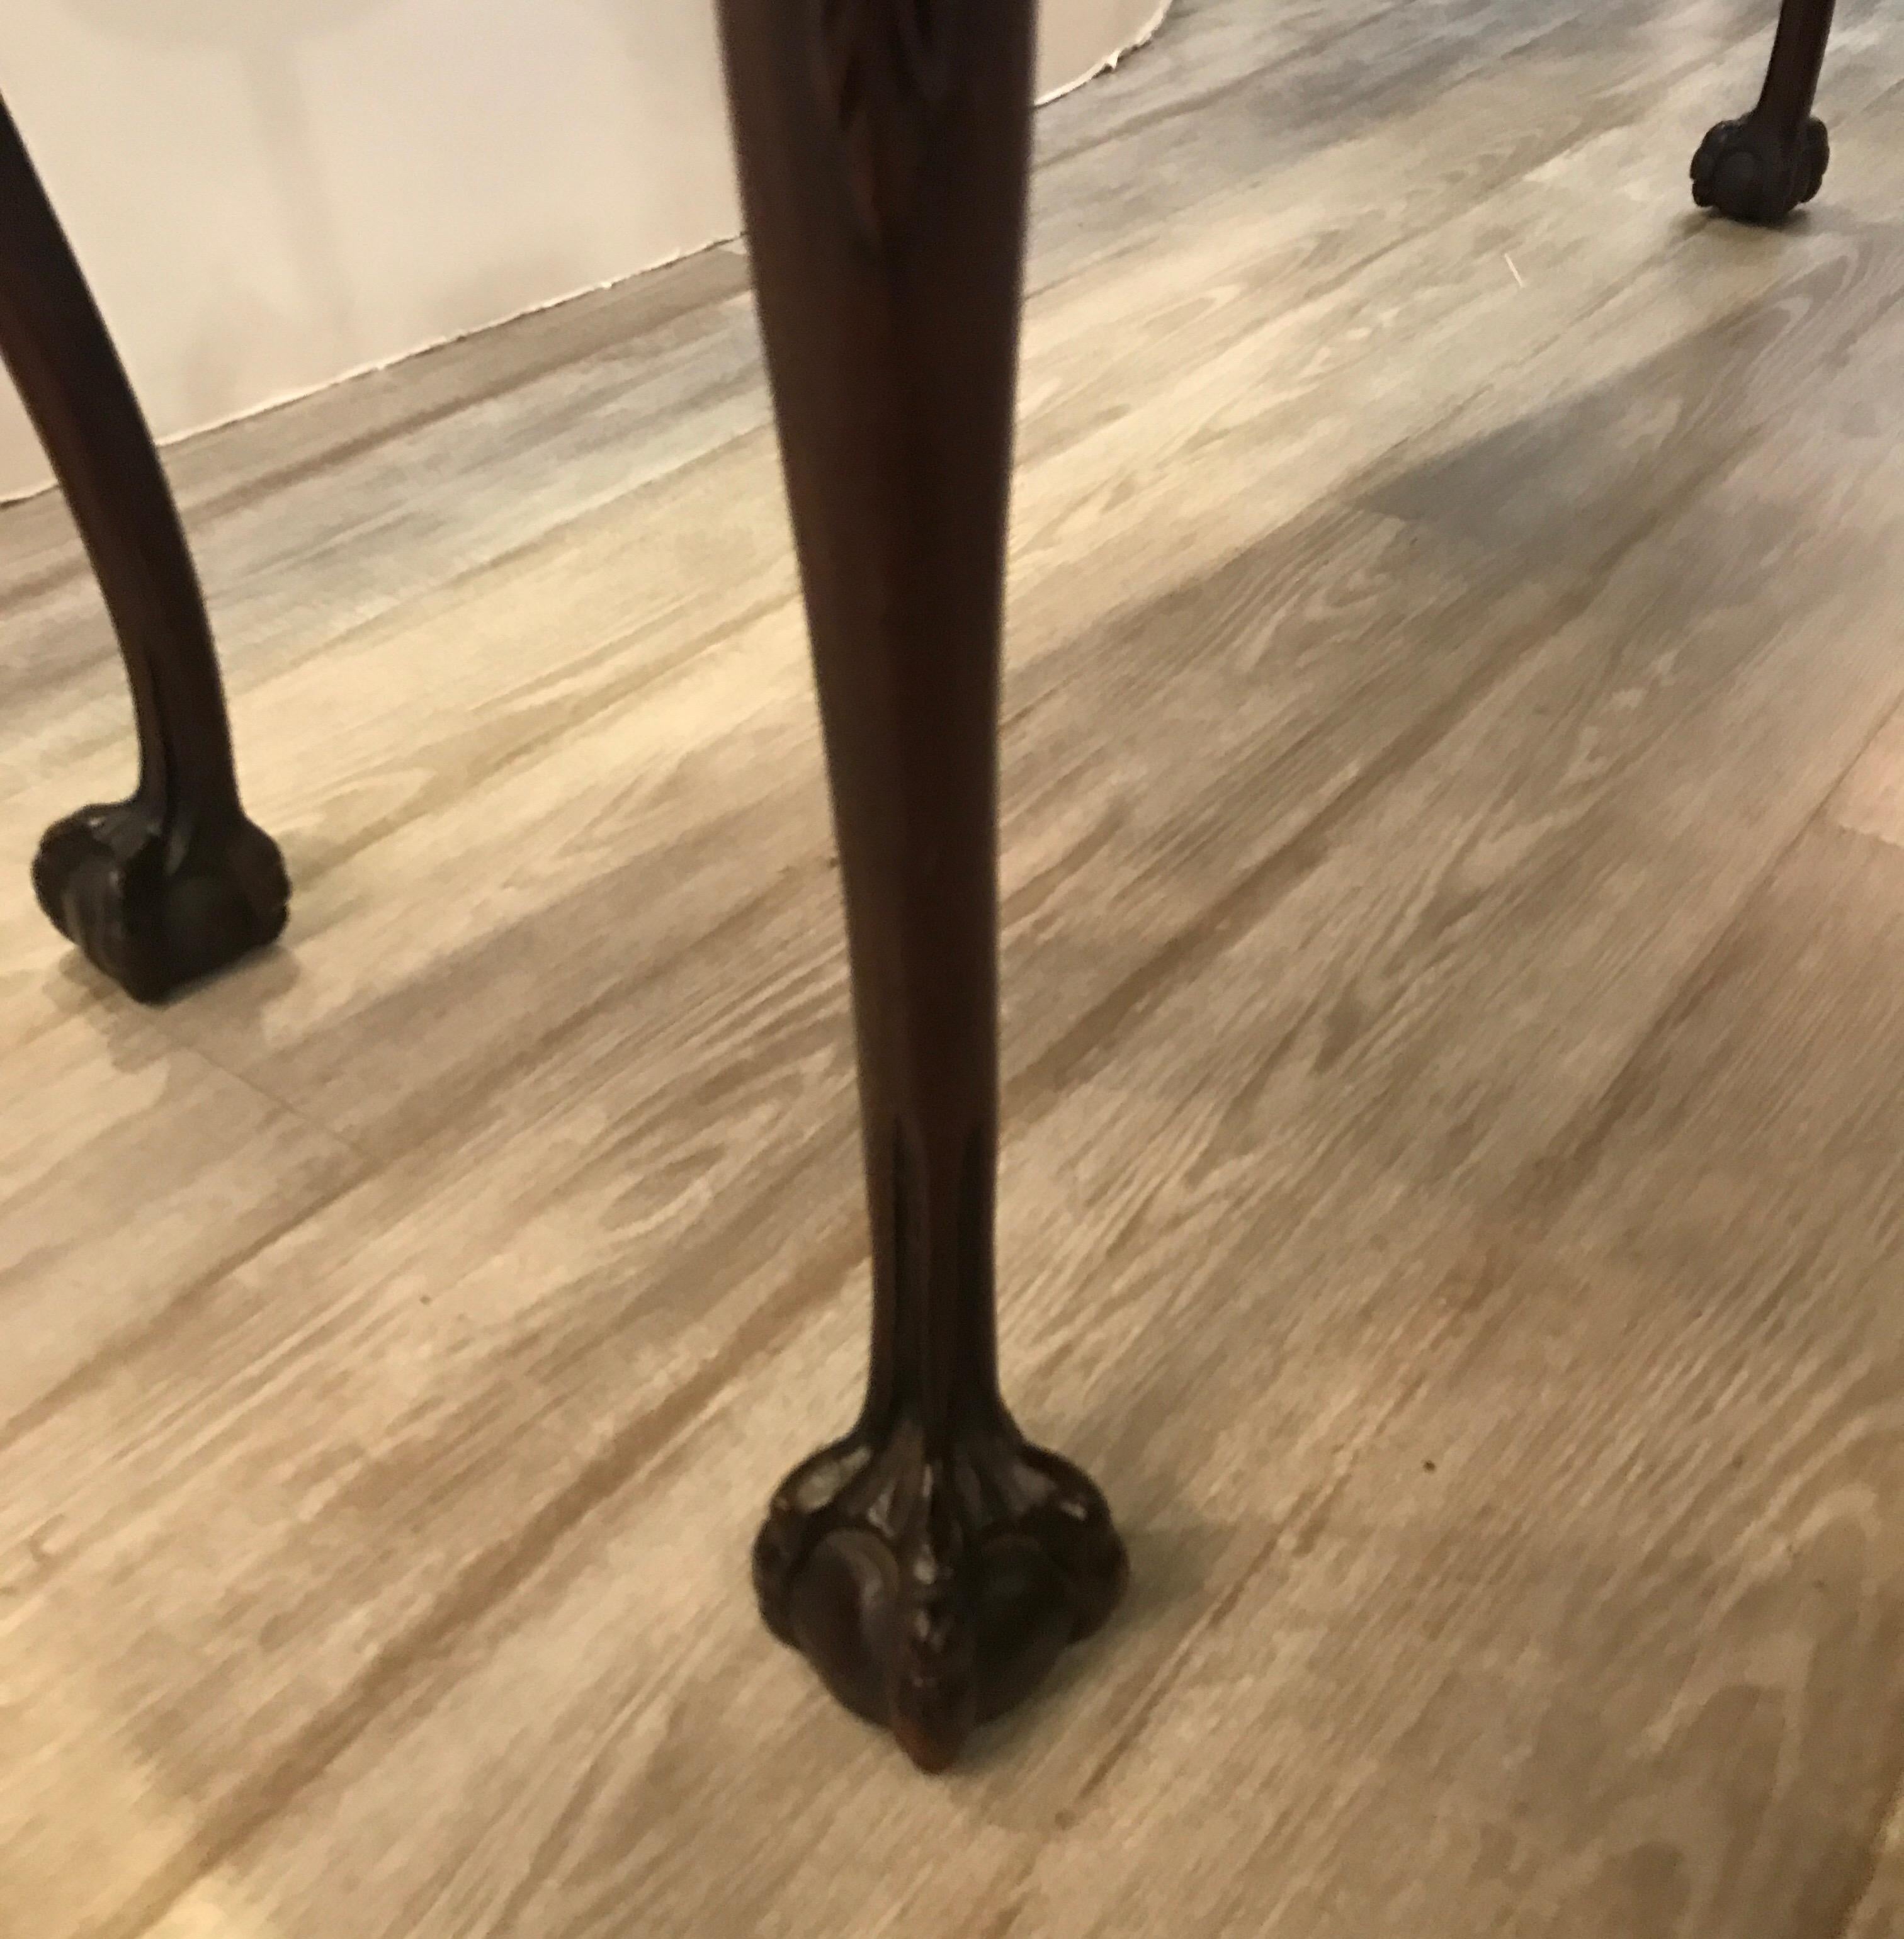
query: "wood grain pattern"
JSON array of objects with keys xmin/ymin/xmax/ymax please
[
  {"xmin": 1014, "ymin": 824, "xmax": 1904, "ymax": 1939},
  {"xmin": 6, "ymin": 0, "xmax": 1904, "ymax": 1924}
]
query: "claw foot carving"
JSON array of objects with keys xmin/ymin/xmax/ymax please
[
  {"xmin": 1692, "ymin": 113, "xmax": 1829, "ymax": 225},
  {"xmin": 33, "ymin": 800, "xmax": 289, "ymax": 1005},
  {"xmin": 752, "ymin": 1410, "xmax": 1128, "ymax": 1771}
]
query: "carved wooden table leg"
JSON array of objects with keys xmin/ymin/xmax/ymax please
[
  {"xmin": 1692, "ymin": 0, "xmax": 1837, "ymax": 223},
  {"xmin": 0, "ymin": 94, "xmax": 286, "ymax": 1004},
  {"xmin": 713, "ymin": 3, "xmax": 1127, "ymax": 1772}
]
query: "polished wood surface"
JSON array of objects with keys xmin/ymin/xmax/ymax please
[
  {"xmin": 716, "ymin": 0, "xmax": 1125, "ymax": 1770},
  {"xmin": 5, "ymin": 0, "xmax": 1904, "ymax": 1923},
  {"xmin": 0, "ymin": 94, "xmax": 286, "ymax": 1003},
  {"xmin": 1692, "ymin": 0, "xmax": 1840, "ymax": 220}
]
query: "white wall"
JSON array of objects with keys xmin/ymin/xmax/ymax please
[
  {"xmin": 1039, "ymin": 0, "xmax": 1173, "ymax": 105},
  {"xmin": 0, "ymin": 0, "xmax": 1170, "ymax": 500}
]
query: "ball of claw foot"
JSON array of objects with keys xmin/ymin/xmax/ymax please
[
  {"xmin": 1691, "ymin": 115, "xmax": 1828, "ymax": 225},
  {"xmin": 32, "ymin": 802, "xmax": 289, "ymax": 1005}
]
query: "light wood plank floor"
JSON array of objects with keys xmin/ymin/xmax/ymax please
[{"xmin": 6, "ymin": 1, "xmax": 1904, "ymax": 1932}]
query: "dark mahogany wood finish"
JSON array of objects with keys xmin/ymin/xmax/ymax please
[
  {"xmin": 712, "ymin": 0, "xmax": 1128, "ymax": 1772},
  {"xmin": 1693, "ymin": 0, "xmax": 1839, "ymax": 222},
  {"xmin": 0, "ymin": 91, "xmax": 286, "ymax": 1004}
]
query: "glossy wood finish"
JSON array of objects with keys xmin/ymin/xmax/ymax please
[
  {"xmin": 713, "ymin": 0, "xmax": 1126, "ymax": 1771},
  {"xmin": 0, "ymin": 92, "xmax": 286, "ymax": 1004},
  {"xmin": 11, "ymin": 0, "xmax": 1904, "ymax": 1921},
  {"xmin": 1692, "ymin": 0, "xmax": 1839, "ymax": 221}
]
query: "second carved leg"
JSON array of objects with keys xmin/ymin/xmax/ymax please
[
  {"xmin": 0, "ymin": 94, "xmax": 286, "ymax": 1004},
  {"xmin": 715, "ymin": 1, "xmax": 1127, "ymax": 1772},
  {"xmin": 1692, "ymin": 0, "xmax": 1837, "ymax": 223}
]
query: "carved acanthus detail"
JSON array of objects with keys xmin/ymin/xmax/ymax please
[{"xmin": 809, "ymin": 0, "xmax": 960, "ymax": 248}]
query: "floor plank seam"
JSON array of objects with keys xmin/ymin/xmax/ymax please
[
  {"xmin": 1003, "ymin": 402, "xmax": 1743, "ymax": 1120},
  {"xmin": 1509, "ymin": 681, "xmax": 1904, "ymax": 1233},
  {"xmin": 0, "ymin": 1174, "xmax": 378, "ymax": 1462},
  {"xmin": 101, "ymin": 1204, "xmax": 867, "ymax": 1939}
]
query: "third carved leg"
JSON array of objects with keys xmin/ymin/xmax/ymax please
[
  {"xmin": 1692, "ymin": 0, "xmax": 1837, "ymax": 223},
  {"xmin": 715, "ymin": 0, "xmax": 1127, "ymax": 1772},
  {"xmin": 0, "ymin": 93, "xmax": 286, "ymax": 1004}
]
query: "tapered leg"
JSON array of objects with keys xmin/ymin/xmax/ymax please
[
  {"xmin": 714, "ymin": 2, "xmax": 1126, "ymax": 1772},
  {"xmin": 0, "ymin": 93, "xmax": 286, "ymax": 1004},
  {"xmin": 1692, "ymin": 0, "xmax": 1837, "ymax": 223}
]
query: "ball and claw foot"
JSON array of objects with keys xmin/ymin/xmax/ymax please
[
  {"xmin": 752, "ymin": 1413, "xmax": 1129, "ymax": 1772},
  {"xmin": 1692, "ymin": 115, "xmax": 1829, "ymax": 225},
  {"xmin": 33, "ymin": 800, "xmax": 290, "ymax": 1005}
]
